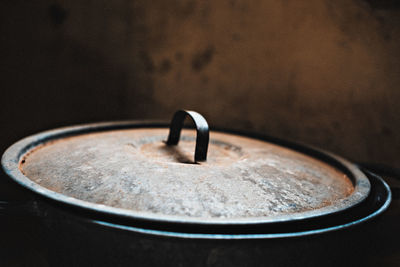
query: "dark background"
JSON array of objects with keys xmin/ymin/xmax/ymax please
[
  {"xmin": 0, "ymin": 0, "xmax": 399, "ymax": 265},
  {"xmin": 1, "ymin": 0, "xmax": 399, "ymax": 168}
]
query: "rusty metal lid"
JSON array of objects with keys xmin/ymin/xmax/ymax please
[{"xmin": 2, "ymin": 110, "xmax": 370, "ymax": 225}]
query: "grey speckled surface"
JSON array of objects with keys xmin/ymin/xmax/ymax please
[{"xmin": 21, "ymin": 128, "xmax": 355, "ymax": 220}]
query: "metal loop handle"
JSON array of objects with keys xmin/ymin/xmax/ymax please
[{"xmin": 166, "ymin": 110, "xmax": 209, "ymax": 162}]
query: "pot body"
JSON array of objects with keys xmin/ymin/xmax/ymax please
[
  {"xmin": 0, "ymin": 120, "xmax": 396, "ymax": 266},
  {"xmin": 1, "ymin": 169, "xmax": 397, "ymax": 267},
  {"xmin": 5, "ymin": 202, "xmax": 394, "ymax": 267},
  {"xmin": 38, "ymin": 215, "xmax": 379, "ymax": 267}
]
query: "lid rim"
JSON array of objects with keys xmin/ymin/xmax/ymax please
[
  {"xmin": 1, "ymin": 120, "xmax": 371, "ymax": 226},
  {"xmin": 91, "ymin": 171, "xmax": 391, "ymax": 239}
]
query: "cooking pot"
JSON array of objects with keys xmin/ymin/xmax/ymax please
[{"xmin": 1, "ymin": 110, "xmax": 396, "ymax": 266}]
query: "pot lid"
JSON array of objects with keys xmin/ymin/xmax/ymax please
[{"xmin": 3, "ymin": 110, "xmax": 370, "ymax": 224}]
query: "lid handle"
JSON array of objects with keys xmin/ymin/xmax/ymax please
[{"xmin": 166, "ymin": 110, "xmax": 209, "ymax": 162}]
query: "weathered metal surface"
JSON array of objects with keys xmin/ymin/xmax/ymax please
[{"xmin": 18, "ymin": 126, "xmax": 366, "ymax": 223}]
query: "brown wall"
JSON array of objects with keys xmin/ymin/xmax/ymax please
[{"xmin": 1, "ymin": 0, "xmax": 400, "ymax": 167}]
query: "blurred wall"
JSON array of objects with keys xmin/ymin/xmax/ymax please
[{"xmin": 1, "ymin": 0, "xmax": 399, "ymax": 167}]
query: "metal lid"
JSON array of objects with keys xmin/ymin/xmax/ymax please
[{"xmin": 3, "ymin": 110, "xmax": 370, "ymax": 224}]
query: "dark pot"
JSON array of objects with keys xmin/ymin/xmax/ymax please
[{"xmin": 1, "ymin": 111, "xmax": 398, "ymax": 267}]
